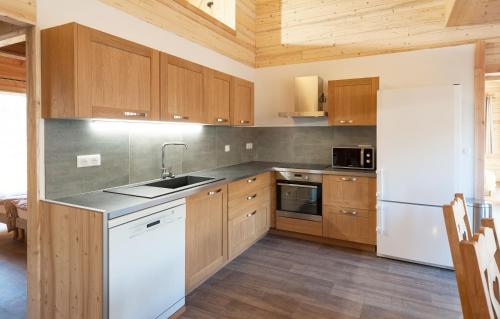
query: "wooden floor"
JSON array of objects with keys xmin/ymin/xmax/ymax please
[
  {"xmin": 181, "ymin": 234, "xmax": 462, "ymax": 319},
  {"xmin": 0, "ymin": 224, "xmax": 26, "ymax": 319}
]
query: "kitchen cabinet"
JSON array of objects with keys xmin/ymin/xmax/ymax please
[
  {"xmin": 185, "ymin": 185, "xmax": 227, "ymax": 292},
  {"xmin": 206, "ymin": 69, "xmax": 232, "ymax": 125},
  {"xmin": 328, "ymin": 77, "xmax": 378, "ymax": 126},
  {"xmin": 323, "ymin": 175, "xmax": 376, "ymax": 210},
  {"xmin": 275, "ymin": 216, "xmax": 322, "ymax": 236},
  {"xmin": 231, "ymin": 77, "xmax": 254, "ymax": 126},
  {"xmin": 322, "ymin": 205, "xmax": 376, "ymax": 245},
  {"xmin": 161, "ymin": 54, "xmax": 206, "ymax": 123},
  {"xmin": 42, "ymin": 23, "xmax": 160, "ymax": 120}
]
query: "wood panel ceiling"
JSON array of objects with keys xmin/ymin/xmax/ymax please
[
  {"xmin": 0, "ymin": 0, "xmax": 36, "ymax": 25},
  {"xmin": 255, "ymin": 0, "xmax": 500, "ymax": 67},
  {"xmin": 445, "ymin": 0, "xmax": 500, "ymax": 27},
  {"xmin": 487, "ymin": 38, "xmax": 500, "ymax": 74}
]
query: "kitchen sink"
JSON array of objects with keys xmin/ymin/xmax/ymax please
[{"xmin": 145, "ymin": 176, "xmax": 215, "ymax": 189}]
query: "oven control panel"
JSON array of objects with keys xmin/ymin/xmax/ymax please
[{"xmin": 276, "ymin": 171, "xmax": 322, "ymax": 183}]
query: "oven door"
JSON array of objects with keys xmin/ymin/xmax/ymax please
[{"xmin": 276, "ymin": 181, "xmax": 322, "ymax": 221}]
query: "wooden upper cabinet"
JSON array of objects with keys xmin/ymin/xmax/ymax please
[
  {"xmin": 42, "ymin": 23, "xmax": 160, "ymax": 120},
  {"xmin": 206, "ymin": 69, "xmax": 232, "ymax": 125},
  {"xmin": 231, "ymin": 78, "xmax": 254, "ymax": 126},
  {"xmin": 323, "ymin": 175, "xmax": 376, "ymax": 210},
  {"xmin": 328, "ymin": 77, "xmax": 379, "ymax": 126},
  {"xmin": 160, "ymin": 53, "xmax": 206, "ymax": 123}
]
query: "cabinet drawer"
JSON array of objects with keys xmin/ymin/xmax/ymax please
[
  {"xmin": 276, "ymin": 216, "xmax": 322, "ymax": 237},
  {"xmin": 323, "ymin": 175, "xmax": 376, "ymax": 209},
  {"xmin": 323, "ymin": 205, "xmax": 376, "ymax": 245},
  {"xmin": 228, "ymin": 172, "xmax": 272, "ymax": 199},
  {"xmin": 228, "ymin": 186, "xmax": 270, "ymax": 211},
  {"xmin": 228, "ymin": 204, "xmax": 269, "ymax": 259}
]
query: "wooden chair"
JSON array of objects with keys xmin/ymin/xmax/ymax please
[
  {"xmin": 460, "ymin": 226, "xmax": 500, "ymax": 318},
  {"xmin": 443, "ymin": 193, "xmax": 473, "ymax": 319}
]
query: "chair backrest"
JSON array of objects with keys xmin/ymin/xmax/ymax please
[
  {"xmin": 460, "ymin": 227, "xmax": 500, "ymax": 318},
  {"xmin": 443, "ymin": 193, "xmax": 473, "ymax": 319}
]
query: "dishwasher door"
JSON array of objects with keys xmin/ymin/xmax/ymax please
[{"xmin": 109, "ymin": 201, "xmax": 186, "ymax": 319}]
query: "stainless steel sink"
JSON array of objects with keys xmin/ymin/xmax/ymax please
[{"xmin": 145, "ymin": 176, "xmax": 215, "ymax": 189}]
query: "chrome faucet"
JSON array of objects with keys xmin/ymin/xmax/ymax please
[{"xmin": 161, "ymin": 142, "xmax": 188, "ymax": 179}]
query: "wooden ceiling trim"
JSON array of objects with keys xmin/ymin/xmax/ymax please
[
  {"xmin": 0, "ymin": 0, "xmax": 36, "ymax": 25},
  {"xmin": 99, "ymin": 0, "xmax": 256, "ymax": 66},
  {"xmin": 0, "ymin": 77, "xmax": 25, "ymax": 93},
  {"xmin": 445, "ymin": 0, "xmax": 500, "ymax": 27},
  {"xmin": 486, "ymin": 38, "xmax": 500, "ymax": 74}
]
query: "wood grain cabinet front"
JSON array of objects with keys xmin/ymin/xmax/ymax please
[
  {"xmin": 328, "ymin": 77, "xmax": 379, "ymax": 126},
  {"xmin": 42, "ymin": 23, "xmax": 160, "ymax": 120},
  {"xmin": 160, "ymin": 53, "xmax": 206, "ymax": 123},
  {"xmin": 228, "ymin": 204, "xmax": 269, "ymax": 259},
  {"xmin": 231, "ymin": 77, "xmax": 254, "ymax": 126},
  {"xmin": 185, "ymin": 185, "xmax": 227, "ymax": 292},
  {"xmin": 323, "ymin": 175, "xmax": 376, "ymax": 210},
  {"xmin": 322, "ymin": 205, "xmax": 376, "ymax": 245},
  {"xmin": 206, "ymin": 69, "xmax": 232, "ymax": 125}
]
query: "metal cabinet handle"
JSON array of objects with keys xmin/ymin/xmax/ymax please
[
  {"xmin": 207, "ymin": 189, "xmax": 222, "ymax": 196},
  {"xmin": 123, "ymin": 111, "xmax": 147, "ymax": 117},
  {"xmin": 340, "ymin": 177, "xmax": 357, "ymax": 182},
  {"xmin": 339, "ymin": 209, "xmax": 357, "ymax": 216},
  {"xmin": 240, "ymin": 120, "xmax": 250, "ymax": 124},
  {"xmin": 247, "ymin": 177, "xmax": 257, "ymax": 183},
  {"xmin": 246, "ymin": 210, "xmax": 257, "ymax": 218},
  {"xmin": 216, "ymin": 118, "xmax": 228, "ymax": 123},
  {"xmin": 246, "ymin": 194, "xmax": 257, "ymax": 200},
  {"xmin": 348, "ymin": 120, "xmax": 353, "ymax": 124},
  {"xmin": 173, "ymin": 115, "xmax": 189, "ymax": 120},
  {"xmin": 339, "ymin": 120, "xmax": 346, "ymax": 124}
]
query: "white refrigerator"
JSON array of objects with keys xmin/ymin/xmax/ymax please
[{"xmin": 377, "ymin": 85, "xmax": 464, "ymax": 268}]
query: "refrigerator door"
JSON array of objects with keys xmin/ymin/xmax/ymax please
[
  {"xmin": 377, "ymin": 201, "xmax": 452, "ymax": 268},
  {"xmin": 377, "ymin": 85, "xmax": 462, "ymax": 206}
]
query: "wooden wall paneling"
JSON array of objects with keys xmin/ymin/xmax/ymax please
[
  {"xmin": 485, "ymin": 80, "xmax": 500, "ymax": 181},
  {"xmin": 486, "ymin": 38, "xmax": 500, "ymax": 74},
  {"xmin": 99, "ymin": 0, "xmax": 256, "ymax": 66},
  {"xmin": 255, "ymin": 0, "xmax": 500, "ymax": 67},
  {"xmin": 475, "ymin": 41, "xmax": 486, "ymax": 199},
  {"xmin": 39, "ymin": 202, "xmax": 103, "ymax": 319},
  {"xmin": 0, "ymin": 78, "xmax": 25, "ymax": 92},
  {"xmin": 0, "ymin": 0, "xmax": 36, "ymax": 25},
  {"xmin": 445, "ymin": 0, "xmax": 500, "ymax": 27},
  {"xmin": 26, "ymin": 25, "xmax": 42, "ymax": 319}
]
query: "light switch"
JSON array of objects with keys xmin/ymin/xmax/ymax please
[
  {"xmin": 246, "ymin": 142, "xmax": 253, "ymax": 150},
  {"xmin": 77, "ymin": 154, "xmax": 101, "ymax": 168},
  {"xmin": 225, "ymin": 145, "xmax": 230, "ymax": 152}
]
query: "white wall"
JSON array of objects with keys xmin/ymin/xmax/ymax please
[
  {"xmin": 37, "ymin": 0, "xmax": 255, "ymax": 81},
  {"xmin": 255, "ymin": 44, "xmax": 475, "ymax": 196}
]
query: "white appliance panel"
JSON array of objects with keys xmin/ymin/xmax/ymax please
[
  {"xmin": 377, "ymin": 85, "xmax": 462, "ymax": 206},
  {"xmin": 377, "ymin": 201, "xmax": 452, "ymax": 268},
  {"xmin": 109, "ymin": 204, "xmax": 186, "ymax": 319}
]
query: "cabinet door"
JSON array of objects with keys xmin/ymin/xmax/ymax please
[
  {"xmin": 323, "ymin": 205, "xmax": 376, "ymax": 245},
  {"xmin": 161, "ymin": 54, "xmax": 205, "ymax": 123},
  {"xmin": 77, "ymin": 25, "xmax": 160, "ymax": 120},
  {"xmin": 228, "ymin": 204, "xmax": 268, "ymax": 259},
  {"xmin": 328, "ymin": 77, "xmax": 378, "ymax": 126},
  {"xmin": 185, "ymin": 185, "xmax": 227, "ymax": 292},
  {"xmin": 206, "ymin": 69, "xmax": 231, "ymax": 125},
  {"xmin": 323, "ymin": 175, "xmax": 376, "ymax": 210},
  {"xmin": 231, "ymin": 78, "xmax": 254, "ymax": 126}
]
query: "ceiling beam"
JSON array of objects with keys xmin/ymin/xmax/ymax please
[
  {"xmin": 0, "ymin": 21, "xmax": 25, "ymax": 48},
  {"xmin": 445, "ymin": 0, "xmax": 500, "ymax": 27}
]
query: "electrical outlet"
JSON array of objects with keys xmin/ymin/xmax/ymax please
[
  {"xmin": 225, "ymin": 145, "xmax": 230, "ymax": 152},
  {"xmin": 77, "ymin": 154, "xmax": 101, "ymax": 168},
  {"xmin": 246, "ymin": 142, "xmax": 253, "ymax": 150}
]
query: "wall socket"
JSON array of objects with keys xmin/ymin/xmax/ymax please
[
  {"xmin": 224, "ymin": 145, "xmax": 230, "ymax": 152},
  {"xmin": 246, "ymin": 142, "xmax": 253, "ymax": 150},
  {"xmin": 77, "ymin": 154, "xmax": 101, "ymax": 168}
]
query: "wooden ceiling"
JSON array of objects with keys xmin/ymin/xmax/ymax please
[
  {"xmin": 0, "ymin": 20, "xmax": 26, "ymax": 93},
  {"xmin": 101, "ymin": 0, "xmax": 500, "ymax": 68},
  {"xmin": 487, "ymin": 38, "xmax": 500, "ymax": 74}
]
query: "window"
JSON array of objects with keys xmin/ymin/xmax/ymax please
[
  {"xmin": 182, "ymin": 0, "xmax": 236, "ymax": 31},
  {"xmin": 0, "ymin": 92, "xmax": 27, "ymax": 194}
]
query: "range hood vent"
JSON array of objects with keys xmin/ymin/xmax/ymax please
[{"xmin": 279, "ymin": 76, "xmax": 327, "ymax": 118}]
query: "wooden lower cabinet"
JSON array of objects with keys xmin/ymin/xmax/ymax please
[
  {"xmin": 322, "ymin": 205, "xmax": 376, "ymax": 245},
  {"xmin": 185, "ymin": 185, "xmax": 227, "ymax": 292},
  {"xmin": 228, "ymin": 203, "xmax": 269, "ymax": 259}
]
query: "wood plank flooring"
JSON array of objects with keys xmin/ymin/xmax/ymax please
[
  {"xmin": 0, "ymin": 224, "xmax": 26, "ymax": 319},
  {"xmin": 181, "ymin": 234, "xmax": 462, "ymax": 319}
]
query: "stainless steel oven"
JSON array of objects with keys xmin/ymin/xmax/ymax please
[
  {"xmin": 332, "ymin": 145, "xmax": 375, "ymax": 170},
  {"xmin": 276, "ymin": 171, "xmax": 322, "ymax": 222}
]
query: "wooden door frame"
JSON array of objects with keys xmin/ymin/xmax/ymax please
[{"xmin": 474, "ymin": 40, "xmax": 486, "ymax": 199}]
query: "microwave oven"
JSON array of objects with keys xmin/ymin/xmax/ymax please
[{"xmin": 332, "ymin": 146, "xmax": 375, "ymax": 170}]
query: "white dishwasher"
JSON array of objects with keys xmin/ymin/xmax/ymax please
[{"xmin": 108, "ymin": 198, "xmax": 186, "ymax": 319}]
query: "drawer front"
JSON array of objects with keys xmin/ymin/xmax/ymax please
[
  {"xmin": 323, "ymin": 175, "xmax": 376, "ymax": 209},
  {"xmin": 323, "ymin": 205, "xmax": 376, "ymax": 245},
  {"xmin": 275, "ymin": 216, "xmax": 322, "ymax": 237},
  {"xmin": 228, "ymin": 204, "xmax": 269, "ymax": 259},
  {"xmin": 228, "ymin": 186, "xmax": 270, "ymax": 211},
  {"xmin": 228, "ymin": 172, "xmax": 272, "ymax": 200}
]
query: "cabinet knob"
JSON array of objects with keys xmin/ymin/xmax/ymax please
[
  {"xmin": 207, "ymin": 189, "xmax": 222, "ymax": 196},
  {"xmin": 246, "ymin": 194, "xmax": 257, "ymax": 200},
  {"xmin": 217, "ymin": 118, "xmax": 228, "ymax": 123},
  {"xmin": 339, "ymin": 120, "xmax": 346, "ymax": 124},
  {"xmin": 240, "ymin": 120, "xmax": 250, "ymax": 124},
  {"xmin": 246, "ymin": 210, "xmax": 257, "ymax": 218},
  {"xmin": 173, "ymin": 115, "xmax": 189, "ymax": 120},
  {"xmin": 348, "ymin": 119, "xmax": 353, "ymax": 124},
  {"xmin": 247, "ymin": 177, "xmax": 257, "ymax": 183},
  {"xmin": 123, "ymin": 111, "xmax": 147, "ymax": 117}
]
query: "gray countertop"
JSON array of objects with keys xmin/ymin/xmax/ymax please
[{"xmin": 44, "ymin": 161, "xmax": 376, "ymax": 219}]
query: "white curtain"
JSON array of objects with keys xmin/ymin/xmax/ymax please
[
  {"xmin": 486, "ymin": 95, "xmax": 495, "ymax": 155},
  {"xmin": 0, "ymin": 92, "xmax": 27, "ymax": 194}
]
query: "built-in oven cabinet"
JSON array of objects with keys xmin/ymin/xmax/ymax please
[
  {"xmin": 322, "ymin": 205, "xmax": 376, "ymax": 245},
  {"xmin": 323, "ymin": 175, "xmax": 376, "ymax": 210}
]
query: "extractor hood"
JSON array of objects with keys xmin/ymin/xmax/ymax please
[{"xmin": 279, "ymin": 76, "xmax": 327, "ymax": 118}]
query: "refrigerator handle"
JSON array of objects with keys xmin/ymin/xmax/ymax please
[
  {"xmin": 376, "ymin": 203, "xmax": 384, "ymax": 235},
  {"xmin": 376, "ymin": 169, "xmax": 383, "ymax": 199}
]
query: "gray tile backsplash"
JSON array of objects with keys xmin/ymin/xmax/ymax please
[{"xmin": 44, "ymin": 120, "xmax": 375, "ymax": 199}]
